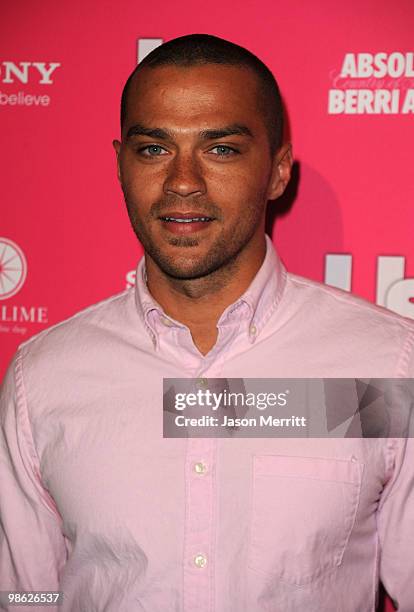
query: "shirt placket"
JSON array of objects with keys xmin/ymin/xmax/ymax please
[{"xmin": 183, "ymin": 436, "xmax": 217, "ymax": 612}]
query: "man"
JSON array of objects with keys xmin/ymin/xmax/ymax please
[{"xmin": 0, "ymin": 34, "xmax": 413, "ymax": 612}]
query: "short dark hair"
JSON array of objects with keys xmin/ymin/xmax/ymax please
[{"xmin": 120, "ymin": 33, "xmax": 284, "ymax": 153}]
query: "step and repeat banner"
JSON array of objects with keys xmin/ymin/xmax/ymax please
[
  {"xmin": 1, "ymin": 1, "xmax": 413, "ymax": 379},
  {"xmin": 1, "ymin": 2, "xmax": 413, "ymax": 609}
]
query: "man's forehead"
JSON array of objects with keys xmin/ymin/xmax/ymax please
[
  {"xmin": 125, "ymin": 64, "xmax": 262, "ymax": 128},
  {"xmin": 128, "ymin": 63, "xmax": 260, "ymax": 102}
]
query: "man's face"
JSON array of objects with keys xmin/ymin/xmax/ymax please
[{"xmin": 114, "ymin": 64, "xmax": 290, "ymax": 280}]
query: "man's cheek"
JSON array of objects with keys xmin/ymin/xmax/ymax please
[
  {"xmin": 130, "ymin": 168, "xmax": 165, "ymax": 195},
  {"xmin": 126, "ymin": 176, "xmax": 156, "ymax": 205}
]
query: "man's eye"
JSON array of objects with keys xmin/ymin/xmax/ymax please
[
  {"xmin": 209, "ymin": 145, "xmax": 238, "ymax": 157},
  {"xmin": 138, "ymin": 145, "xmax": 168, "ymax": 157}
]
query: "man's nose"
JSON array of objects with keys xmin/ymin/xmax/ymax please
[{"xmin": 163, "ymin": 153, "xmax": 206, "ymax": 197}]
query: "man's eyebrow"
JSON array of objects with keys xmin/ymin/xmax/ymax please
[
  {"xmin": 125, "ymin": 123, "xmax": 253, "ymax": 141},
  {"xmin": 126, "ymin": 124, "xmax": 172, "ymax": 140},
  {"xmin": 199, "ymin": 124, "xmax": 253, "ymax": 140}
]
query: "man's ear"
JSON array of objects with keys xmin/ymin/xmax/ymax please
[
  {"xmin": 112, "ymin": 139, "xmax": 122, "ymax": 182},
  {"xmin": 267, "ymin": 142, "xmax": 293, "ymax": 200}
]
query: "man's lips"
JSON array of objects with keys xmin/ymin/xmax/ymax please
[
  {"xmin": 158, "ymin": 211, "xmax": 215, "ymax": 234},
  {"xmin": 158, "ymin": 211, "xmax": 215, "ymax": 221}
]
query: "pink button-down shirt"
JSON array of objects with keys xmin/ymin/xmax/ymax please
[{"xmin": 1, "ymin": 236, "xmax": 414, "ymax": 611}]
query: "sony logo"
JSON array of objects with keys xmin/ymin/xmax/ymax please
[{"xmin": 0, "ymin": 61, "xmax": 61, "ymax": 84}]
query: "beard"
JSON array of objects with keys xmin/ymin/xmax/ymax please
[{"xmin": 123, "ymin": 192, "xmax": 266, "ymax": 281}]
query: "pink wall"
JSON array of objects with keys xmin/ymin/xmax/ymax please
[{"xmin": 1, "ymin": 3, "xmax": 413, "ymax": 608}]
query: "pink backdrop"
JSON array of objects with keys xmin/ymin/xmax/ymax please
[{"xmin": 1, "ymin": 2, "xmax": 413, "ymax": 609}]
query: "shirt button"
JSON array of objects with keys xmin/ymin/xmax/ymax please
[
  {"xmin": 197, "ymin": 378, "xmax": 208, "ymax": 388},
  {"xmin": 194, "ymin": 553, "xmax": 207, "ymax": 568},
  {"xmin": 162, "ymin": 317, "xmax": 174, "ymax": 327},
  {"xmin": 249, "ymin": 324, "xmax": 257, "ymax": 336},
  {"xmin": 194, "ymin": 461, "xmax": 207, "ymax": 475}
]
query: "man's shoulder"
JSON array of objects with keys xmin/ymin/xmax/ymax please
[
  {"xmin": 17, "ymin": 287, "xmax": 137, "ymax": 364},
  {"xmin": 282, "ymin": 272, "xmax": 414, "ymax": 376},
  {"xmin": 285, "ymin": 271, "xmax": 414, "ymax": 346},
  {"xmin": 286, "ymin": 270, "xmax": 413, "ymax": 329}
]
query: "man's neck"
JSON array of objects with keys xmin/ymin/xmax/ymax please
[{"xmin": 145, "ymin": 238, "xmax": 267, "ymax": 355}]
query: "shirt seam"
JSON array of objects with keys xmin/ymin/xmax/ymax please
[
  {"xmin": 19, "ymin": 288, "xmax": 133, "ymax": 351},
  {"xmin": 395, "ymin": 327, "xmax": 414, "ymax": 377},
  {"xmin": 209, "ymin": 440, "xmax": 217, "ymax": 612},
  {"xmin": 377, "ymin": 439, "xmax": 407, "ymax": 511},
  {"xmin": 289, "ymin": 275, "xmax": 414, "ymax": 330},
  {"xmin": 372, "ymin": 517, "xmax": 380, "ymax": 611},
  {"xmin": 377, "ymin": 328, "xmax": 414, "ymax": 507},
  {"xmin": 14, "ymin": 349, "xmax": 64, "ymax": 519},
  {"xmin": 254, "ymin": 271, "xmax": 285, "ymax": 336}
]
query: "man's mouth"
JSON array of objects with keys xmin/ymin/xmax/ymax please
[
  {"xmin": 160, "ymin": 216, "xmax": 213, "ymax": 223},
  {"xmin": 158, "ymin": 212, "xmax": 215, "ymax": 234}
]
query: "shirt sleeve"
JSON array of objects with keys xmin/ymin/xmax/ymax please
[
  {"xmin": 0, "ymin": 350, "xmax": 67, "ymax": 610},
  {"xmin": 378, "ymin": 436, "xmax": 414, "ymax": 611}
]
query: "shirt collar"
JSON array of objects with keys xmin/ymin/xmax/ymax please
[{"xmin": 134, "ymin": 234, "xmax": 287, "ymax": 347}]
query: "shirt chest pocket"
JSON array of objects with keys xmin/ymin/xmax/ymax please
[{"xmin": 248, "ymin": 454, "xmax": 363, "ymax": 586}]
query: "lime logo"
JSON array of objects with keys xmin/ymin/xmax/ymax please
[{"xmin": 0, "ymin": 238, "xmax": 27, "ymax": 300}]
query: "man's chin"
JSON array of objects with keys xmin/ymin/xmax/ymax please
[
  {"xmin": 144, "ymin": 233, "xmax": 237, "ymax": 280},
  {"xmin": 162, "ymin": 230, "xmax": 206, "ymax": 246},
  {"xmin": 158, "ymin": 259, "xmax": 214, "ymax": 281}
]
